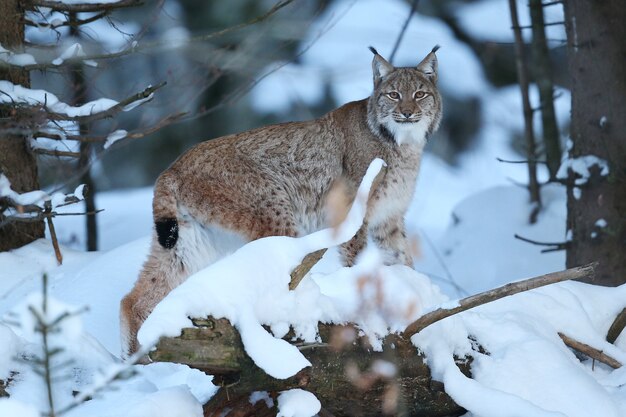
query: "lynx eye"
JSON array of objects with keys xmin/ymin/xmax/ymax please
[
  {"xmin": 387, "ymin": 91, "xmax": 401, "ymax": 100},
  {"xmin": 414, "ymin": 91, "xmax": 428, "ymax": 100}
]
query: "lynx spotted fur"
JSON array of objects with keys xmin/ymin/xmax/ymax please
[{"xmin": 121, "ymin": 46, "xmax": 443, "ymax": 356}]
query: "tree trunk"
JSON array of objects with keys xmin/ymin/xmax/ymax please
[
  {"xmin": 563, "ymin": 0, "xmax": 626, "ymax": 286},
  {"xmin": 69, "ymin": 12, "xmax": 98, "ymax": 251},
  {"xmin": 151, "ymin": 318, "xmax": 466, "ymax": 417},
  {"xmin": 529, "ymin": 0, "xmax": 561, "ymax": 180},
  {"xmin": 0, "ymin": 0, "xmax": 45, "ymax": 251}
]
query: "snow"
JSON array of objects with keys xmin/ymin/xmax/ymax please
[
  {"xmin": 557, "ymin": 155, "xmax": 610, "ymax": 185},
  {"xmin": 0, "ymin": 174, "xmax": 85, "ymax": 214},
  {"xmin": 0, "ymin": 398, "xmax": 40, "ymax": 417},
  {"xmin": 0, "ymin": 80, "xmax": 118, "ymax": 118},
  {"xmin": 52, "ymin": 42, "xmax": 97, "ymax": 67},
  {"xmin": 0, "ymin": 43, "xmax": 36, "ymax": 66},
  {"xmin": 412, "ymin": 282, "xmax": 626, "ymax": 417},
  {"xmin": 2, "ymin": 1, "xmax": 625, "ymax": 415},
  {"xmin": 277, "ymin": 389, "xmax": 321, "ymax": 417},
  {"xmin": 104, "ymin": 129, "xmax": 128, "ymax": 149}
]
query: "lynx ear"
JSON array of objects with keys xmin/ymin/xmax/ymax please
[
  {"xmin": 416, "ymin": 45, "xmax": 440, "ymax": 83},
  {"xmin": 369, "ymin": 46, "xmax": 394, "ymax": 87}
]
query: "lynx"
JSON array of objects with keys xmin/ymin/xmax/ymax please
[{"xmin": 121, "ymin": 46, "xmax": 442, "ymax": 356}]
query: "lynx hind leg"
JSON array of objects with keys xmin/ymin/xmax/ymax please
[{"xmin": 120, "ymin": 239, "xmax": 185, "ymax": 358}]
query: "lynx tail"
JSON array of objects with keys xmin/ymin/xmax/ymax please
[{"xmin": 152, "ymin": 173, "xmax": 179, "ymax": 249}]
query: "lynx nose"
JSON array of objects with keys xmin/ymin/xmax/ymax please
[{"xmin": 402, "ymin": 111, "xmax": 412, "ymax": 119}]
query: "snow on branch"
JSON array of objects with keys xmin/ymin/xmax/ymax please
[
  {"xmin": 0, "ymin": 175, "xmax": 92, "ymax": 263},
  {"xmin": 0, "ymin": 80, "xmax": 165, "ymax": 123}
]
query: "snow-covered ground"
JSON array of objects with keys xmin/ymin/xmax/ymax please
[{"xmin": 2, "ymin": 0, "xmax": 625, "ymax": 416}]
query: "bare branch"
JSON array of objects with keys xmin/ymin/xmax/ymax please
[
  {"xmin": 558, "ymin": 332, "xmax": 622, "ymax": 369},
  {"xmin": 496, "ymin": 157, "xmax": 547, "ymax": 164},
  {"xmin": 34, "ymin": 148, "xmax": 81, "ymax": 158},
  {"xmin": 25, "ymin": 0, "xmax": 142, "ymax": 13},
  {"xmin": 289, "ymin": 249, "xmax": 327, "ymax": 290},
  {"xmin": 513, "ymin": 234, "xmax": 569, "ymax": 253},
  {"xmin": 44, "ymin": 203, "xmax": 63, "ymax": 265},
  {"xmin": 25, "ymin": 11, "xmax": 108, "ymax": 29},
  {"xmin": 403, "ymin": 263, "xmax": 597, "ymax": 338}
]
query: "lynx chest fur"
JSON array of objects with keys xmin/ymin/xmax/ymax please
[{"xmin": 121, "ymin": 46, "xmax": 443, "ymax": 356}]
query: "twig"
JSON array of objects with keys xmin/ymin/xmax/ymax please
[
  {"xmin": 496, "ymin": 157, "xmax": 547, "ymax": 164},
  {"xmin": 389, "ymin": 0, "xmax": 419, "ymax": 64},
  {"xmin": 558, "ymin": 332, "xmax": 622, "ymax": 369},
  {"xmin": 606, "ymin": 308, "xmax": 626, "ymax": 344},
  {"xmin": 25, "ymin": 11, "xmax": 107, "ymax": 28},
  {"xmin": 513, "ymin": 233, "xmax": 568, "ymax": 253},
  {"xmin": 513, "ymin": 21, "xmax": 565, "ymax": 29},
  {"xmin": 403, "ymin": 263, "xmax": 597, "ymax": 338},
  {"xmin": 289, "ymin": 249, "xmax": 327, "ymax": 290},
  {"xmin": 34, "ymin": 149, "xmax": 81, "ymax": 158},
  {"xmin": 44, "ymin": 202, "xmax": 63, "ymax": 265}
]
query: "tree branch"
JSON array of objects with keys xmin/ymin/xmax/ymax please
[
  {"xmin": 46, "ymin": 81, "xmax": 165, "ymax": 122},
  {"xmin": 289, "ymin": 249, "xmax": 327, "ymax": 290},
  {"xmin": 25, "ymin": 0, "xmax": 142, "ymax": 13},
  {"xmin": 513, "ymin": 233, "xmax": 569, "ymax": 253},
  {"xmin": 34, "ymin": 148, "xmax": 81, "ymax": 158},
  {"xmin": 5, "ymin": 0, "xmax": 295, "ymax": 71},
  {"xmin": 558, "ymin": 332, "xmax": 622, "ymax": 369},
  {"xmin": 403, "ymin": 263, "xmax": 597, "ymax": 338}
]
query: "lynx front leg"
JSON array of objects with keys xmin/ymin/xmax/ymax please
[
  {"xmin": 340, "ymin": 225, "xmax": 367, "ymax": 266},
  {"xmin": 369, "ymin": 218, "xmax": 413, "ymax": 267}
]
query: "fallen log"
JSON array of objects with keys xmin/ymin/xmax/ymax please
[{"xmin": 150, "ymin": 318, "xmax": 467, "ymax": 417}]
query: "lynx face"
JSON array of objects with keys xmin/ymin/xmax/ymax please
[{"xmin": 367, "ymin": 47, "xmax": 442, "ymax": 146}]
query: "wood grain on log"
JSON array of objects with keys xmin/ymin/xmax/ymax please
[{"xmin": 152, "ymin": 319, "xmax": 466, "ymax": 417}]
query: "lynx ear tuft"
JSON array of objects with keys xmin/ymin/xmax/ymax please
[
  {"xmin": 370, "ymin": 46, "xmax": 394, "ymax": 87},
  {"xmin": 416, "ymin": 46, "xmax": 439, "ymax": 83}
]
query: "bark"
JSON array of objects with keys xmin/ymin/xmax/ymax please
[
  {"xmin": 69, "ymin": 12, "xmax": 98, "ymax": 251},
  {"xmin": 529, "ymin": 0, "xmax": 561, "ymax": 179},
  {"xmin": 563, "ymin": 0, "xmax": 626, "ymax": 286},
  {"xmin": 0, "ymin": 0, "xmax": 45, "ymax": 251},
  {"xmin": 151, "ymin": 318, "xmax": 466, "ymax": 417}
]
